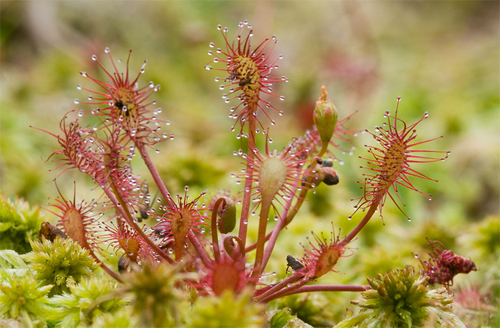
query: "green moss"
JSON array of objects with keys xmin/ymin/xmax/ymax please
[
  {"xmin": 49, "ymin": 276, "xmax": 126, "ymax": 328},
  {"xmin": 22, "ymin": 237, "xmax": 100, "ymax": 296},
  {"xmin": 336, "ymin": 266, "xmax": 466, "ymax": 328},
  {"xmin": 275, "ymin": 293, "xmax": 335, "ymax": 327},
  {"xmin": 0, "ymin": 196, "xmax": 44, "ymax": 254},
  {"xmin": 472, "ymin": 216, "xmax": 500, "ymax": 258},
  {"xmin": 124, "ymin": 263, "xmax": 188, "ymax": 327},
  {"xmin": 186, "ymin": 289, "xmax": 265, "ymax": 328},
  {"xmin": 0, "ymin": 269, "xmax": 55, "ymax": 328}
]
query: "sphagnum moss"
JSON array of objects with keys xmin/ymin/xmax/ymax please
[{"xmin": 22, "ymin": 237, "xmax": 100, "ymax": 295}]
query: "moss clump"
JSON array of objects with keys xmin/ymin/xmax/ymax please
[
  {"xmin": 0, "ymin": 196, "xmax": 45, "ymax": 254},
  {"xmin": 22, "ymin": 237, "xmax": 100, "ymax": 295},
  {"xmin": 0, "ymin": 269, "xmax": 55, "ymax": 328},
  {"xmin": 336, "ymin": 266, "xmax": 466, "ymax": 328}
]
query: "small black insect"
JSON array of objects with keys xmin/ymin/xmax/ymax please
[
  {"xmin": 239, "ymin": 77, "xmax": 252, "ymax": 87},
  {"xmin": 117, "ymin": 255, "xmax": 130, "ymax": 273},
  {"xmin": 286, "ymin": 255, "xmax": 305, "ymax": 273},
  {"xmin": 238, "ymin": 71, "xmax": 252, "ymax": 87},
  {"xmin": 114, "ymin": 100, "xmax": 124, "ymax": 110},
  {"xmin": 136, "ymin": 182, "xmax": 158, "ymax": 222},
  {"xmin": 316, "ymin": 158, "xmax": 333, "ymax": 167}
]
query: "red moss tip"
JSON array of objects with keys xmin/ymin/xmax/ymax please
[{"xmin": 415, "ymin": 239, "xmax": 477, "ymax": 289}]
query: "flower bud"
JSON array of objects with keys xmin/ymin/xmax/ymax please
[
  {"xmin": 313, "ymin": 86, "xmax": 338, "ymax": 148},
  {"xmin": 217, "ymin": 197, "xmax": 237, "ymax": 234}
]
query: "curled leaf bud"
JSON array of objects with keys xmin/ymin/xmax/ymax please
[
  {"xmin": 313, "ymin": 86, "xmax": 338, "ymax": 148},
  {"xmin": 217, "ymin": 197, "xmax": 236, "ymax": 234}
]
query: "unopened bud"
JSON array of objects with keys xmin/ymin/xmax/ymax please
[
  {"xmin": 217, "ymin": 197, "xmax": 236, "ymax": 234},
  {"xmin": 313, "ymin": 86, "xmax": 338, "ymax": 148}
]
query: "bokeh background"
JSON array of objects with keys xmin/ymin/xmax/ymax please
[{"xmin": 1, "ymin": 1, "xmax": 499, "ymax": 326}]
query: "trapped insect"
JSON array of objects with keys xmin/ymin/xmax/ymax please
[{"xmin": 286, "ymin": 255, "xmax": 305, "ymax": 273}]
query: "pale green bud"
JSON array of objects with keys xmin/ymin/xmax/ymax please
[{"xmin": 313, "ymin": 86, "xmax": 338, "ymax": 148}]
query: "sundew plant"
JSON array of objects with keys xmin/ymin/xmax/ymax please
[{"xmin": 1, "ymin": 20, "xmax": 489, "ymax": 328}]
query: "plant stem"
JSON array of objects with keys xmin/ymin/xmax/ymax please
[
  {"xmin": 254, "ymin": 273, "xmax": 304, "ymax": 302},
  {"xmin": 105, "ymin": 184, "xmax": 175, "ymax": 264},
  {"xmin": 238, "ymin": 118, "xmax": 257, "ymax": 248},
  {"xmin": 278, "ymin": 284, "xmax": 370, "ymax": 296},
  {"xmin": 259, "ymin": 276, "xmax": 309, "ymax": 303},
  {"xmin": 341, "ymin": 199, "xmax": 379, "ymax": 246},
  {"xmin": 137, "ymin": 142, "xmax": 175, "ymax": 208},
  {"xmin": 260, "ymin": 184, "xmax": 297, "ymax": 273},
  {"xmin": 188, "ymin": 234, "xmax": 213, "ymax": 269},
  {"xmin": 245, "ymin": 157, "xmax": 323, "ymax": 253},
  {"xmin": 88, "ymin": 249, "xmax": 124, "ymax": 283},
  {"xmin": 251, "ymin": 199, "xmax": 272, "ymax": 280},
  {"xmin": 210, "ymin": 198, "xmax": 226, "ymax": 262}
]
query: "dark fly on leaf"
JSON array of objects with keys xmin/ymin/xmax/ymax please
[
  {"xmin": 136, "ymin": 182, "xmax": 158, "ymax": 222},
  {"xmin": 286, "ymin": 255, "xmax": 305, "ymax": 274}
]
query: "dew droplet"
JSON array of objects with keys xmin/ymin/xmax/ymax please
[
  {"xmin": 279, "ymin": 96, "xmax": 285, "ymax": 101},
  {"xmin": 74, "ymin": 99, "xmax": 79, "ymax": 104},
  {"xmin": 91, "ymin": 54, "xmax": 97, "ymax": 61},
  {"xmin": 104, "ymin": 47, "xmax": 110, "ymax": 53}
]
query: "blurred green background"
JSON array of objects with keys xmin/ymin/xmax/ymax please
[{"xmin": 1, "ymin": 1, "xmax": 499, "ymax": 326}]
